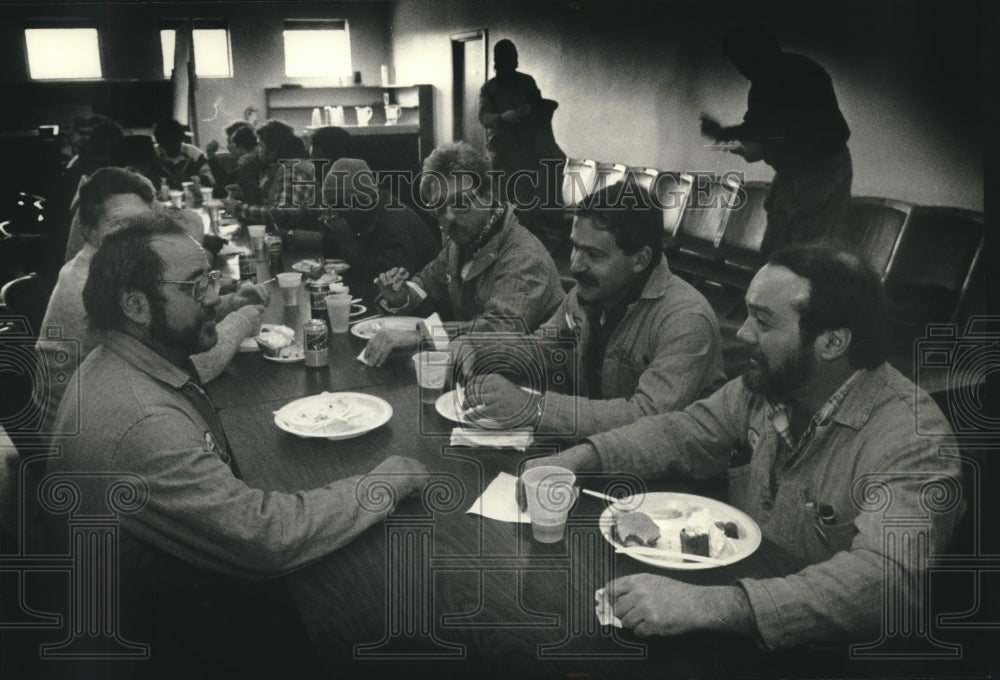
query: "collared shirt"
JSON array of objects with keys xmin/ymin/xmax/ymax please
[
  {"xmin": 405, "ymin": 204, "xmax": 564, "ymax": 334},
  {"xmin": 587, "ymin": 363, "xmax": 962, "ymax": 649},
  {"xmin": 536, "ymin": 256, "xmax": 726, "ymax": 438},
  {"xmin": 156, "ymin": 142, "xmax": 215, "ymax": 189},
  {"xmin": 766, "ymin": 370, "xmax": 862, "ymax": 492},
  {"xmin": 48, "ymin": 331, "xmax": 398, "ymax": 581},
  {"xmin": 234, "ymin": 159, "xmax": 317, "ymax": 230}
]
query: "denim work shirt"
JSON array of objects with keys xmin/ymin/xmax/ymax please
[
  {"xmin": 537, "ymin": 256, "xmax": 726, "ymax": 439},
  {"xmin": 588, "ymin": 364, "xmax": 963, "ymax": 649},
  {"xmin": 49, "ymin": 331, "xmax": 396, "ymax": 581},
  {"xmin": 411, "ymin": 205, "xmax": 564, "ymax": 334}
]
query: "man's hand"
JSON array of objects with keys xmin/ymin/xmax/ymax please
[
  {"xmin": 699, "ymin": 114, "xmax": 723, "ymax": 140},
  {"xmin": 523, "ymin": 442, "xmax": 601, "ymax": 474},
  {"xmin": 462, "ymin": 374, "xmax": 538, "ymax": 429},
  {"xmin": 606, "ymin": 574, "xmax": 755, "ymax": 637},
  {"xmin": 320, "ymin": 213, "xmax": 353, "ymax": 240},
  {"xmin": 221, "ymin": 197, "xmax": 242, "ymax": 215},
  {"xmin": 500, "ymin": 107, "xmax": 527, "ymax": 123},
  {"xmin": 232, "ymin": 304, "xmax": 265, "ymax": 336},
  {"xmin": 375, "ymin": 267, "xmax": 411, "ymax": 308},
  {"xmin": 364, "ymin": 328, "xmax": 421, "ymax": 367},
  {"xmin": 231, "ymin": 281, "xmax": 270, "ymax": 308},
  {"xmin": 369, "ymin": 455, "xmax": 429, "ymax": 499},
  {"xmin": 729, "ymin": 140, "xmax": 764, "ymax": 163},
  {"xmin": 206, "ymin": 140, "xmax": 220, "ymax": 158}
]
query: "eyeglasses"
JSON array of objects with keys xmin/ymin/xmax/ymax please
[{"xmin": 158, "ymin": 270, "xmax": 223, "ymax": 302}]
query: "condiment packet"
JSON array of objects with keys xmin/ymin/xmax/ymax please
[
  {"xmin": 594, "ymin": 588, "xmax": 623, "ymax": 628},
  {"xmin": 450, "ymin": 427, "xmax": 533, "ymax": 451}
]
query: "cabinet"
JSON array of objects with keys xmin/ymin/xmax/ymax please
[{"xmin": 264, "ymin": 84, "xmax": 433, "ymax": 174}]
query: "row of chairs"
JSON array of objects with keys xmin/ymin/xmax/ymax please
[{"xmin": 560, "ymin": 158, "xmax": 985, "ymax": 337}]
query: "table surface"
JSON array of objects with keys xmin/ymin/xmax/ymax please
[{"xmin": 202, "ymin": 253, "xmax": 833, "ymax": 679}]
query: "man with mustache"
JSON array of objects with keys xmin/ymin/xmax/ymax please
[
  {"xmin": 526, "ymin": 245, "xmax": 962, "ymax": 648},
  {"xmin": 46, "ymin": 213, "xmax": 428, "ymax": 676},
  {"xmin": 462, "ymin": 181, "xmax": 725, "ymax": 437},
  {"xmin": 364, "ymin": 141, "xmax": 564, "ymax": 366}
]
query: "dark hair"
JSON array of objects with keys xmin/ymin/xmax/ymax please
[
  {"xmin": 224, "ymin": 120, "xmax": 252, "ymax": 138},
  {"xmin": 575, "ymin": 181, "xmax": 662, "ymax": 259},
  {"xmin": 77, "ymin": 118, "xmax": 125, "ymax": 170},
  {"xmin": 419, "ymin": 141, "xmax": 492, "ymax": 204},
  {"xmin": 83, "ymin": 213, "xmax": 187, "ymax": 333},
  {"xmin": 153, "ymin": 118, "xmax": 186, "ymax": 145},
  {"xmin": 767, "ymin": 244, "xmax": 888, "ymax": 369},
  {"xmin": 311, "ymin": 126, "xmax": 352, "ymax": 162},
  {"xmin": 494, "ymin": 39, "xmax": 518, "ymax": 69},
  {"xmin": 78, "ymin": 167, "xmax": 156, "ymax": 240},
  {"xmin": 256, "ymin": 120, "xmax": 304, "ymax": 160},
  {"xmin": 229, "ymin": 126, "xmax": 257, "ymax": 151}
]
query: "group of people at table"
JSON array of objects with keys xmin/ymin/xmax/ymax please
[{"xmin": 27, "ymin": 24, "xmax": 960, "ymax": 677}]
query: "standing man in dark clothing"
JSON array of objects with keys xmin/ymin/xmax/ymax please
[
  {"xmin": 479, "ymin": 39, "xmax": 566, "ymax": 252},
  {"xmin": 700, "ymin": 23, "xmax": 852, "ymax": 252}
]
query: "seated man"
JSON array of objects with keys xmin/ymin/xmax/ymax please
[
  {"xmin": 46, "ymin": 216, "xmax": 427, "ymax": 671},
  {"xmin": 462, "ymin": 181, "xmax": 726, "ymax": 437},
  {"xmin": 320, "ymin": 157, "xmax": 441, "ymax": 279},
  {"xmin": 530, "ymin": 244, "xmax": 962, "ymax": 648},
  {"xmin": 364, "ymin": 141, "xmax": 565, "ymax": 366},
  {"xmin": 207, "ymin": 121, "xmax": 262, "ymax": 201},
  {"xmin": 36, "ymin": 168, "xmax": 265, "ymax": 437},
  {"xmin": 154, "ymin": 117, "xmax": 215, "ymax": 189}
]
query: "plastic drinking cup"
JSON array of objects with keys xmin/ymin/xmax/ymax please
[
  {"xmin": 412, "ymin": 351, "xmax": 450, "ymax": 404},
  {"xmin": 325, "ymin": 294, "xmax": 352, "ymax": 333},
  {"xmin": 277, "ymin": 272, "xmax": 302, "ymax": 306},
  {"xmin": 521, "ymin": 466, "xmax": 578, "ymax": 543}
]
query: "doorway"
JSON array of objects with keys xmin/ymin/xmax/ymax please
[{"xmin": 451, "ymin": 29, "xmax": 488, "ymax": 153}]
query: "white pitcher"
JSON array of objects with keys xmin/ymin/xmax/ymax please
[{"xmin": 354, "ymin": 106, "xmax": 373, "ymax": 126}]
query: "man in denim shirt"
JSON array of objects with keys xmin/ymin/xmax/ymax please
[
  {"xmin": 461, "ymin": 181, "xmax": 726, "ymax": 437},
  {"xmin": 530, "ymin": 244, "xmax": 962, "ymax": 648}
]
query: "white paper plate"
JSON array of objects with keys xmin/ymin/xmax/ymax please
[
  {"xmin": 434, "ymin": 386, "xmax": 535, "ymax": 430},
  {"xmin": 349, "ymin": 304, "xmax": 367, "ymax": 317},
  {"xmin": 350, "ymin": 316, "xmax": 422, "ymax": 340},
  {"xmin": 599, "ymin": 492, "xmax": 761, "ymax": 571},
  {"xmin": 262, "ymin": 344, "xmax": 304, "ymax": 363},
  {"xmin": 273, "ymin": 392, "xmax": 393, "ymax": 441}
]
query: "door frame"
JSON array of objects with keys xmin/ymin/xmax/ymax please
[{"xmin": 450, "ymin": 28, "xmax": 488, "ymax": 143}]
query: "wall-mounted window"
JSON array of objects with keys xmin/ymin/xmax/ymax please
[
  {"xmin": 24, "ymin": 27, "xmax": 102, "ymax": 79},
  {"xmin": 161, "ymin": 22, "xmax": 232, "ymax": 78},
  {"xmin": 282, "ymin": 19, "xmax": 351, "ymax": 78}
]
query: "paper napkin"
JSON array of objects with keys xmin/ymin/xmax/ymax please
[
  {"xmin": 465, "ymin": 472, "xmax": 529, "ymax": 524},
  {"xmin": 594, "ymin": 588, "xmax": 623, "ymax": 628},
  {"xmin": 450, "ymin": 427, "xmax": 533, "ymax": 451},
  {"xmin": 418, "ymin": 312, "xmax": 450, "ymax": 350}
]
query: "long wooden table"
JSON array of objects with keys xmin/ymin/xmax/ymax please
[{"xmin": 201, "ymin": 261, "xmax": 836, "ymax": 679}]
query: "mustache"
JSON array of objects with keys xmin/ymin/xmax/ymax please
[{"xmin": 572, "ymin": 272, "xmax": 599, "ymax": 287}]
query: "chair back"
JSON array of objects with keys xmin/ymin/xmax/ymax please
[
  {"xmin": 718, "ymin": 181, "xmax": 770, "ymax": 252},
  {"xmin": 827, "ymin": 196, "xmax": 912, "ymax": 278},
  {"xmin": 654, "ymin": 172, "xmax": 694, "ymax": 238},
  {"xmin": 674, "ymin": 173, "xmax": 739, "ymax": 247},
  {"xmin": 561, "ymin": 159, "xmax": 597, "ymax": 207}
]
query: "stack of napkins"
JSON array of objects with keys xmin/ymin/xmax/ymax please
[{"xmin": 450, "ymin": 427, "xmax": 533, "ymax": 451}]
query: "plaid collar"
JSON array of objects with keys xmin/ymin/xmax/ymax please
[{"xmin": 766, "ymin": 370, "xmax": 863, "ymax": 452}]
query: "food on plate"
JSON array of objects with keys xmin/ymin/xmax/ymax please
[
  {"xmin": 611, "ymin": 510, "xmax": 661, "ymax": 548},
  {"xmin": 256, "ymin": 324, "xmax": 295, "ymax": 357},
  {"xmin": 680, "ymin": 527, "xmax": 710, "ymax": 557},
  {"xmin": 680, "ymin": 509, "xmax": 727, "ymax": 558},
  {"xmin": 714, "ymin": 520, "xmax": 740, "ymax": 539},
  {"xmin": 273, "ymin": 344, "xmax": 304, "ymax": 361},
  {"xmin": 278, "ymin": 396, "xmax": 359, "ymax": 433}
]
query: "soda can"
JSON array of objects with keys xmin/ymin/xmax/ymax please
[
  {"xmin": 237, "ymin": 253, "xmax": 256, "ymax": 283},
  {"xmin": 303, "ymin": 319, "xmax": 329, "ymax": 368},
  {"xmin": 266, "ymin": 235, "xmax": 284, "ymax": 276},
  {"xmin": 307, "ymin": 281, "xmax": 329, "ymax": 320}
]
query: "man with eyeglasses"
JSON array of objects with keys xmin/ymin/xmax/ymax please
[
  {"xmin": 363, "ymin": 141, "xmax": 564, "ymax": 366},
  {"xmin": 36, "ymin": 167, "xmax": 265, "ymax": 443},
  {"xmin": 46, "ymin": 213, "xmax": 428, "ymax": 675}
]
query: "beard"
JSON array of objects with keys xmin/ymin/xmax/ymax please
[
  {"xmin": 150, "ymin": 302, "xmax": 218, "ymax": 357},
  {"xmin": 742, "ymin": 341, "xmax": 816, "ymax": 401}
]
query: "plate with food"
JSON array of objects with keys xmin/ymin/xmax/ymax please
[
  {"xmin": 273, "ymin": 392, "xmax": 393, "ymax": 441},
  {"xmin": 326, "ymin": 259, "xmax": 351, "ymax": 274},
  {"xmin": 435, "ymin": 385, "xmax": 537, "ymax": 430},
  {"xmin": 599, "ymin": 492, "xmax": 761, "ymax": 570},
  {"xmin": 350, "ymin": 316, "xmax": 423, "ymax": 340},
  {"xmin": 256, "ymin": 324, "xmax": 303, "ymax": 362}
]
